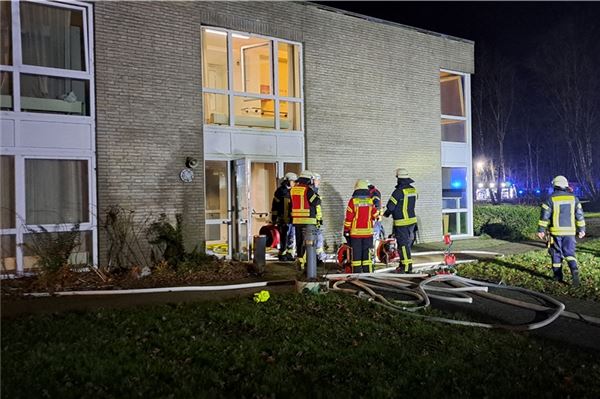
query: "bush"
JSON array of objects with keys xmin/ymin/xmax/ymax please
[
  {"xmin": 21, "ymin": 224, "xmax": 81, "ymax": 274},
  {"xmin": 474, "ymin": 204, "xmax": 539, "ymax": 241}
]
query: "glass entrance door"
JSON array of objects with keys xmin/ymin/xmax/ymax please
[
  {"xmin": 233, "ymin": 159, "xmax": 250, "ymax": 260},
  {"xmin": 205, "ymin": 161, "xmax": 231, "ymax": 258}
]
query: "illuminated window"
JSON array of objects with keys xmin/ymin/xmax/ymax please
[
  {"xmin": 201, "ymin": 27, "xmax": 303, "ymax": 131},
  {"xmin": 440, "ymin": 71, "xmax": 466, "ymax": 142}
]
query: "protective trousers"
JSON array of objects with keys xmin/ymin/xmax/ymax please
[
  {"xmin": 350, "ymin": 237, "xmax": 373, "ymax": 273},
  {"xmin": 277, "ymin": 223, "xmax": 290, "ymax": 256},
  {"xmin": 294, "ymin": 224, "xmax": 316, "ymax": 267},
  {"xmin": 548, "ymin": 235, "xmax": 579, "ymax": 286},
  {"xmin": 393, "ymin": 224, "xmax": 416, "ymax": 273}
]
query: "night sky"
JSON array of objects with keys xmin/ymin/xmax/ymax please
[{"xmin": 315, "ymin": 2, "xmax": 600, "ymax": 196}]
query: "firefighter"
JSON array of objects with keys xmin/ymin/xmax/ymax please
[
  {"xmin": 290, "ymin": 170, "xmax": 321, "ymax": 270},
  {"xmin": 537, "ymin": 175, "xmax": 586, "ymax": 287},
  {"xmin": 383, "ymin": 168, "xmax": 418, "ymax": 273},
  {"xmin": 343, "ymin": 179, "xmax": 379, "ymax": 273},
  {"xmin": 271, "ymin": 172, "xmax": 297, "ymax": 261},
  {"xmin": 312, "ymin": 172, "xmax": 327, "ymax": 265}
]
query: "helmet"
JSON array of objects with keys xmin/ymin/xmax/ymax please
[
  {"xmin": 299, "ymin": 170, "xmax": 313, "ymax": 180},
  {"xmin": 395, "ymin": 168, "xmax": 410, "ymax": 179},
  {"xmin": 312, "ymin": 172, "xmax": 321, "ymax": 180},
  {"xmin": 354, "ymin": 179, "xmax": 369, "ymax": 190},
  {"xmin": 552, "ymin": 175, "xmax": 569, "ymax": 188},
  {"xmin": 284, "ymin": 172, "xmax": 298, "ymax": 181}
]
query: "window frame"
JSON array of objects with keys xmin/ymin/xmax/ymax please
[
  {"xmin": 440, "ymin": 68, "xmax": 473, "ymax": 238},
  {"xmin": 440, "ymin": 71, "xmax": 467, "ymax": 143},
  {"xmin": 201, "ymin": 26, "xmax": 304, "ymax": 133},
  {"xmin": 0, "ymin": 0, "xmax": 96, "ymax": 275},
  {"xmin": 0, "ymin": 0, "xmax": 94, "ymax": 117}
]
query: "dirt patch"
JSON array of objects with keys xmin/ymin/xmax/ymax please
[{"xmin": 1, "ymin": 258, "xmax": 254, "ymax": 298}]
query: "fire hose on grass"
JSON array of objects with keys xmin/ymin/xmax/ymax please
[{"xmin": 325, "ymin": 272, "xmax": 600, "ymax": 330}]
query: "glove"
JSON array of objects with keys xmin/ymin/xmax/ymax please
[
  {"xmin": 383, "ymin": 210, "xmax": 391, "ymax": 218},
  {"xmin": 317, "ymin": 219, "xmax": 323, "ymax": 228},
  {"xmin": 343, "ymin": 231, "xmax": 350, "ymax": 242}
]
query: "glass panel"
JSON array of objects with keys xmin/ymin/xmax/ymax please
[
  {"xmin": 278, "ymin": 42, "xmax": 300, "ymax": 97},
  {"xmin": 440, "ymin": 72, "xmax": 464, "ymax": 117},
  {"xmin": 442, "ymin": 167, "xmax": 467, "ymax": 209},
  {"xmin": 0, "ymin": 156, "xmax": 15, "ymax": 229},
  {"xmin": 20, "ymin": 74, "xmax": 89, "ymax": 115},
  {"xmin": 233, "ymin": 35, "xmax": 271, "ymax": 94},
  {"xmin": 201, "ymin": 28, "xmax": 228, "ymax": 90},
  {"xmin": 250, "ymin": 162, "xmax": 277, "ymax": 237},
  {"xmin": 23, "ymin": 230, "xmax": 92, "ymax": 270},
  {"xmin": 1, "ymin": 1, "xmax": 11, "ymax": 65},
  {"xmin": 205, "ymin": 161, "xmax": 229, "ymax": 220},
  {"xmin": 205, "ymin": 224, "xmax": 228, "ymax": 257},
  {"xmin": 20, "ymin": 2, "xmax": 85, "ymax": 71},
  {"xmin": 0, "ymin": 72, "xmax": 13, "ymax": 110},
  {"xmin": 26, "ymin": 159, "xmax": 89, "ymax": 225},
  {"xmin": 280, "ymin": 101, "xmax": 301, "ymax": 131},
  {"xmin": 284, "ymin": 162, "xmax": 302, "ymax": 177},
  {"xmin": 459, "ymin": 211, "xmax": 468, "ymax": 235},
  {"xmin": 234, "ymin": 96, "xmax": 275, "ymax": 129},
  {"xmin": 0, "ymin": 235, "xmax": 16, "ymax": 274},
  {"xmin": 203, "ymin": 93, "xmax": 229, "ymax": 125},
  {"xmin": 441, "ymin": 119, "xmax": 466, "ymax": 142}
]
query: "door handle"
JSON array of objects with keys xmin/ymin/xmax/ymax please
[{"xmin": 222, "ymin": 220, "xmax": 232, "ymax": 225}]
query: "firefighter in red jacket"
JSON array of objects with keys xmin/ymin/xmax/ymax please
[
  {"xmin": 343, "ymin": 179, "xmax": 379, "ymax": 273},
  {"xmin": 383, "ymin": 168, "xmax": 418, "ymax": 273},
  {"xmin": 290, "ymin": 170, "xmax": 321, "ymax": 269}
]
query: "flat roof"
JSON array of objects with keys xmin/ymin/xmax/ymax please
[{"xmin": 306, "ymin": 2, "xmax": 474, "ymax": 45}]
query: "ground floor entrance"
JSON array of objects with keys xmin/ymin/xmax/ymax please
[{"xmin": 204, "ymin": 159, "xmax": 302, "ymax": 260}]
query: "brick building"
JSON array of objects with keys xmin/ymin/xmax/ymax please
[{"xmin": 0, "ymin": 1, "xmax": 474, "ymax": 272}]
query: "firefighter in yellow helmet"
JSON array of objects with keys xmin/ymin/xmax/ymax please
[
  {"xmin": 383, "ymin": 168, "xmax": 418, "ymax": 273},
  {"xmin": 537, "ymin": 175, "xmax": 585, "ymax": 286},
  {"xmin": 343, "ymin": 179, "xmax": 379, "ymax": 273},
  {"xmin": 290, "ymin": 170, "xmax": 321, "ymax": 269}
]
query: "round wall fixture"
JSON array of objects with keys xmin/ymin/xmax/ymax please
[{"xmin": 179, "ymin": 168, "xmax": 194, "ymax": 183}]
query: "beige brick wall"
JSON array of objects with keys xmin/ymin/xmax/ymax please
[{"xmin": 94, "ymin": 1, "xmax": 474, "ymax": 262}]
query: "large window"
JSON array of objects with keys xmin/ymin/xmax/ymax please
[
  {"xmin": 442, "ymin": 167, "xmax": 468, "ymax": 235},
  {"xmin": 201, "ymin": 27, "xmax": 303, "ymax": 132},
  {"xmin": 0, "ymin": 1, "xmax": 95, "ymax": 274},
  {"xmin": 440, "ymin": 72, "xmax": 466, "ymax": 142},
  {"xmin": 25, "ymin": 159, "xmax": 89, "ymax": 225},
  {"xmin": 0, "ymin": 1, "xmax": 92, "ymax": 115}
]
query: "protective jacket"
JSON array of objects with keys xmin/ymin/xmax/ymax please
[
  {"xmin": 384, "ymin": 179, "xmax": 418, "ymax": 226},
  {"xmin": 290, "ymin": 181, "xmax": 321, "ymax": 225},
  {"xmin": 538, "ymin": 189, "xmax": 585, "ymax": 236},
  {"xmin": 368, "ymin": 185, "xmax": 382, "ymax": 211},
  {"xmin": 271, "ymin": 183, "xmax": 292, "ymax": 224},
  {"xmin": 344, "ymin": 189, "xmax": 378, "ymax": 238}
]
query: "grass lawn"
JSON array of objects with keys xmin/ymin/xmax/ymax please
[
  {"xmin": 456, "ymin": 239, "xmax": 600, "ymax": 301},
  {"xmin": 3, "ymin": 240, "xmax": 600, "ymax": 398}
]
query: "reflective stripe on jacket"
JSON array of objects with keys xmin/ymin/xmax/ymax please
[
  {"xmin": 344, "ymin": 190, "xmax": 378, "ymax": 238},
  {"xmin": 386, "ymin": 185, "xmax": 418, "ymax": 226},
  {"xmin": 538, "ymin": 189, "xmax": 585, "ymax": 236},
  {"xmin": 290, "ymin": 184, "xmax": 320, "ymax": 225}
]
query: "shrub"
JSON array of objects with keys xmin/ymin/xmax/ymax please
[
  {"xmin": 21, "ymin": 224, "xmax": 81, "ymax": 274},
  {"xmin": 474, "ymin": 204, "xmax": 539, "ymax": 241},
  {"xmin": 147, "ymin": 213, "xmax": 186, "ymax": 267},
  {"xmin": 103, "ymin": 206, "xmax": 153, "ymax": 272}
]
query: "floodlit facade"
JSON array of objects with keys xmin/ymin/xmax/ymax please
[{"xmin": 0, "ymin": 1, "xmax": 474, "ymax": 273}]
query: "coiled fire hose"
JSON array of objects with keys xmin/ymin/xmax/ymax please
[{"xmin": 325, "ymin": 273, "xmax": 600, "ymax": 331}]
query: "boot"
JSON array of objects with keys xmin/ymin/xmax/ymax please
[{"xmin": 572, "ymin": 270, "xmax": 580, "ymax": 287}]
